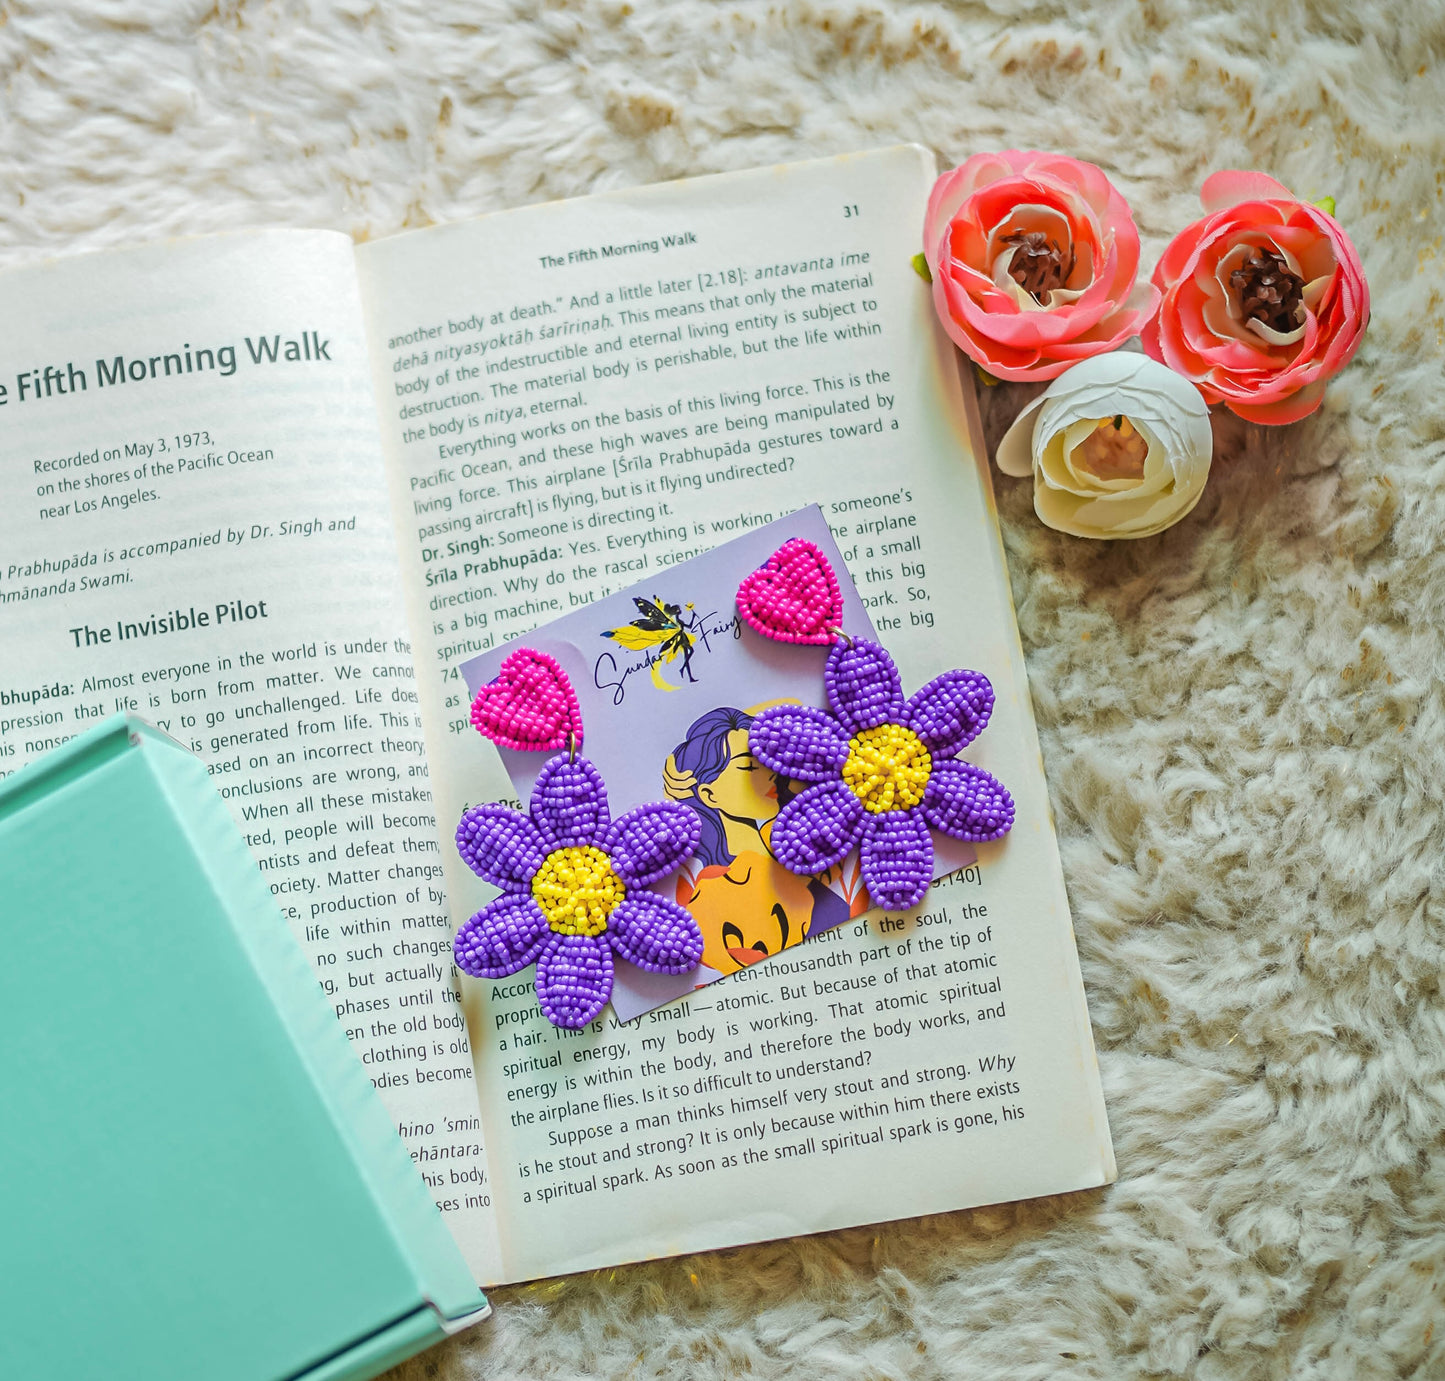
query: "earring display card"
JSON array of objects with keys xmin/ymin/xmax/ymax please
[{"xmin": 459, "ymin": 505, "xmax": 975, "ymax": 1022}]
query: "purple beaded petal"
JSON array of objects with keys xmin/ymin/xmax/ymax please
[
  {"xmin": 455, "ymin": 805, "xmax": 547, "ymax": 891},
  {"xmin": 770, "ymin": 779, "xmax": 868, "ymax": 874},
  {"xmin": 536, "ymin": 932, "xmax": 614, "ymax": 1029},
  {"xmin": 825, "ymin": 638, "xmax": 904, "ymax": 734},
  {"xmin": 607, "ymin": 892, "xmax": 705, "ymax": 973},
  {"xmin": 859, "ymin": 810, "xmax": 935, "ymax": 913},
  {"xmin": 904, "ymin": 669, "xmax": 995, "ymax": 757},
  {"xmin": 605, "ymin": 802, "xmax": 701, "ymax": 888},
  {"xmin": 922, "ymin": 760, "xmax": 1016, "ymax": 842},
  {"xmin": 749, "ymin": 704, "xmax": 850, "ymax": 782},
  {"xmin": 453, "ymin": 893, "xmax": 550, "ymax": 978},
  {"xmin": 530, "ymin": 754, "xmax": 610, "ymax": 849}
]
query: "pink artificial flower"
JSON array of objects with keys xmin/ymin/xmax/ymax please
[
  {"xmin": 923, "ymin": 150, "xmax": 1158, "ymax": 382},
  {"xmin": 1141, "ymin": 171, "xmax": 1369, "ymax": 425}
]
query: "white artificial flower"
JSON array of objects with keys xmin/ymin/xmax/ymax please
[{"xmin": 995, "ymin": 352, "xmax": 1213, "ymax": 539}]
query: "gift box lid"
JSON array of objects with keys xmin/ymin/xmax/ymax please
[{"xmin": 0, "ymin": 715, "xmax": 487, "ymax": 1381}]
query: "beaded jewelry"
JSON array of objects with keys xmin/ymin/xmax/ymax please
[
  {"xmin": 736, "ymin": 539, "xmax": 1015, "ymax": 912},
  {"xmin": 453, "ymin": 648, "xmax": 703, "ymax": 1029}
]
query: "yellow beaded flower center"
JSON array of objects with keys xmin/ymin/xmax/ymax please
[
  {"xmin": 531, "ymin": 845, "xmax": 626, "ymax": 937},
  {"xmin": 842, "ymin": 723, "xmax": 932, "ymax": 814}
]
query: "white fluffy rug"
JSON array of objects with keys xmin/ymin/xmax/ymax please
[{"xmin": 6, "ymin": 2, "xmax": 1443, "ymax": 1377}]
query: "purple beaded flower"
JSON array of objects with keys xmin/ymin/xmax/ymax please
[
  {"xmin": 453, "ymin": 755, "xmax": 703, "ymax": 1028},
  {"xmin": 750, "ymin": 638, "xmax": 1014, "ymax": 912}
]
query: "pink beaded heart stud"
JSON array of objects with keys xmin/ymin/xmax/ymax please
[
  {"xmin": 469, "ymin": 647, "xmax": 584, "ymax": 754},
  {"xmin": 454, "ymin": 650, "xmax": 703, "ymax": 1029},
  {"xmin": 736, "ymin": 536, "xmax": 844, "ymax": 646},
  {"xmin": 735, "ymin": 540, "xmax": 1015, "ymax": 913}
]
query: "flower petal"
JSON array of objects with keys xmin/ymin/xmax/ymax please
[
  {"xmin": 604, "ymin": 801, "xmax": 701, "ymax": 887},
  {"xmin": 749, "ymin": 704, "xmax": 850, "ymax": 781},
  {"xmin": 530, "ymin": 754, "xmax": 609, "ymax": 849},
  {"xmin": 607, "ymin": 892, "xmax": 704, "ymax": 973},
  {"xmin": 1224, "ymin": 377, "xmax": 1329, "ymax": 425},
  {"xmin": 860, "ymin": 811, "xmax": 935, "ymax": 912},
  {"xmin": 904, "ymin": 669, "xmax": 996, "ymax": 756},
  {"xmin": 934, "ymin": 260, "xmax": 1047, "ymax": 371},
  {"xmin": 922, "ymin": 760, "xmax": 1015, "ymax": 841},
  {"xmin": 1028, "ymin": 152, "xmax": 1118, "ymax": 220},
  {"xmin": 771, "ymin": 779, "xmax": 867, "ymax": 874},
  {"xmin": 1200, "ymin": 169, "xmax": 1295, "ymax": 214},
  {"xmin": 535, "ymin": 932, "xmax": 614, "ymax": 1029},
  {"xmin": 824, "ymin": 638, "xmax": 904, "ymax": 734},
  {"xmin": 995, "ymin": 392, "xmax": 1049, "ymax": 477},
  {"xmin": 455, "ymin": 805, "xmax": 546, "ymax": 889},
  {"xmin": 453, "ymin": 893, "xmax": 550, "ymax": 978},
  {"xmin": 951, "ymin": 258, "xmax": 1114, "ymax": 347}
]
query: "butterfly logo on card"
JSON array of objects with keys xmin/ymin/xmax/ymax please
[{"xmin": 596, "ymin": 595, "xmax": 740, "ymax": 702}]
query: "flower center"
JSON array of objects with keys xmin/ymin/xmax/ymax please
[
  {"xmin": 1076, "ymin": 415, "xmax": 1148, "ymax": 481},
  {"xmin": 1229, "ymin": 248, "xmax": 1304, "ymax": 334},
  {"xmin": 842, "ymin": 724, "xmax": 932, "ymax": 814},
  {"xmin": 1003, "ymin": 230, "xmax": 1074, "ymax": 304},
  {"xmin": 531, "ymin": 845, "xmax": 625, "ymax": 937}
]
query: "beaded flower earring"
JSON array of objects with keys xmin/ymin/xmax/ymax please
[
  {"xmin": 453, "ymin": 648, "xmax": 704, "ymax": 1029},
  {"xmin": 736, "ymin": 538, "xmax": 1015, "ymax": 912}
]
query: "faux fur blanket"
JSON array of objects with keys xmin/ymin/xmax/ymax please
[{"xmin": 4, "ymin": 2, "xmax": 1442, "ymax": 1377}]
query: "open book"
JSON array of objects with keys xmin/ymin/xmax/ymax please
[{"xmin": 0, "ymin": 146, "xmax": 1112, "ymax": 1287}]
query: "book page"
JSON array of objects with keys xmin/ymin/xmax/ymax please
[
  {"xmin": 356, "ymin": 146, "xmax": 1113, "ymax": 1284},
  {"xmin": 0, "ymin": 234, "xmax": 502, "ymax": 1283}
]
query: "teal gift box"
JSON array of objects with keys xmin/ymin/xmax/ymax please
[{"xmin": 0, "ymin": 716, "xmax": 488, "ymax": 1381}]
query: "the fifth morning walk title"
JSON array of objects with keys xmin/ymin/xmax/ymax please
[{"xmin": 0, "ymin": 331, "xmax": 333, "ymax": 406}]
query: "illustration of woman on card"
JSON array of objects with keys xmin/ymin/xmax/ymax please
[{"xmin": 663, "ymin": 705, "xmax": 860, "ymax": 974}]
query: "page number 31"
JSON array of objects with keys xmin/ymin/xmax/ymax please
[{"xmin": 843, "ymin": 204, "xmax": 860, "ymax": 218}]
